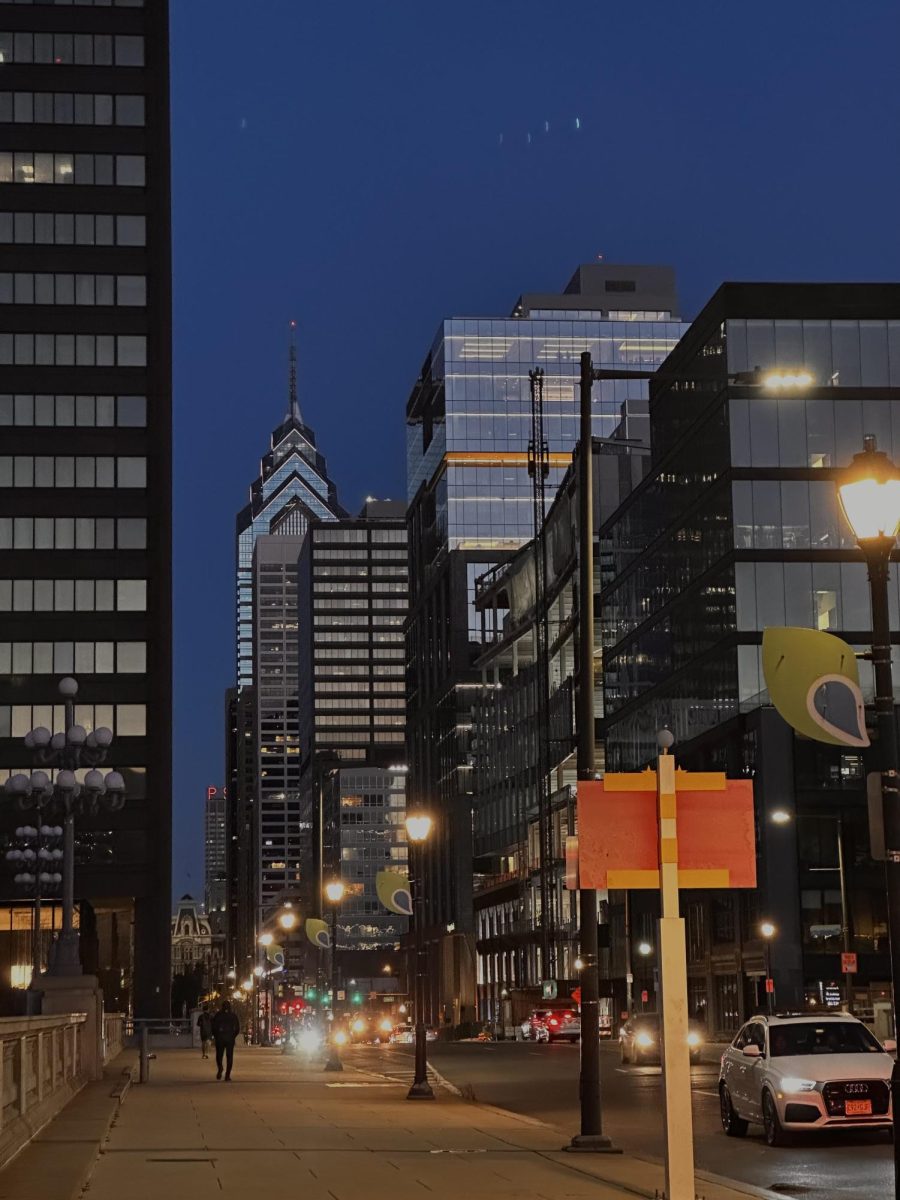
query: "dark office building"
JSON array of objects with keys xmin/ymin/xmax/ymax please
[
  {"xmin": 0, "ymin": 0, "xmax": 172, "ymax": 1015},
  {"xmin": 600, "ymin": 283, "xmax": 900, "ymax": 1037},
  {"xmin": 406, "ymin": 263, "xmax": 684, "ymax": 1025},
  {"xmin": 298, "ymin": 501, "xmax": 408, "ymax": 983}
]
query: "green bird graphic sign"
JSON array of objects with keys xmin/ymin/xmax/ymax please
[{"xmin": 762, "ymin": 627, "xmax": 869, "ymax": 748}]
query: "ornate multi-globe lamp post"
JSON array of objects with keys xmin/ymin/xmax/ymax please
[
  {"xmin": 2, "ymin": 677, "xmax": 126, "ymax": 982},
  {"xmin": 323, "ymin": 880, "xmax": 345, "ymax": 1071}
]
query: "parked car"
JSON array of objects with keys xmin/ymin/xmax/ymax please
[
  {"xmin": 535, "ymin": 1009, "xmax": 581, "ymax": 1044},
  {"xmin": 388, "ymin": 1022, "xmax": 437, "ymax": 1044},
  {"xmin": 719, "ymin": 1013, "xmax": 896, "ymax": 1146},
  {"xmin": 619, "ymin": 1013, "xmax": 704, "ymax": 1064}
]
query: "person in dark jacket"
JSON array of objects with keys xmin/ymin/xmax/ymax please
[
  {"xmin": 211, "ymin": 1000, "xmax": 241, "ymax": 1080},
  {"xmin": 196, "ymin": 1005, "xmax": 213, "ymax": 1059}
]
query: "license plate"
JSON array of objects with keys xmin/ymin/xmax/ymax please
[{"xmin": 845, "ymin": 1099, "xmax": 872, "ymax": 1116}]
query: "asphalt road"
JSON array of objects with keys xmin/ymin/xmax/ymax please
[{"xmin": 347, "ymin": 1040, "xmax": 891, "ymax": 1200}]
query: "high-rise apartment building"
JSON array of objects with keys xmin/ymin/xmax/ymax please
[
  {"xmin": 297, "ymin": 501, "xmax": 408, "ymax": 980},
  {"xmin": 0, "ymin": 0, "xmax": 172, "ymax": 1014},
  {"xmin": 405, "ymin": 264, "xmax": 684, "ymax": 1024},
  {"xmin": 229, "ymin": 355, "xmax": 343, "ymax": 956},
  {"xmin": 203, "ymin": 785, "xmax": 227, "ymax": 935}
]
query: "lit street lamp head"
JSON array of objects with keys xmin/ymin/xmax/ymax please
[
  {"xmin": 258, "ymin": 932, "xmax": 274, "ymax": 947},
  {"xmin": 637, "ymin": 941, "xmax": 652, "ymax": 956},
  {"xmin": 405, "ymin": 813, "xmax": 433, "ymax": 843},
  {"xmin": 760, "ymin": 921, "xmax": 776, "ymax": 939},
  {"xmin": 325, "ymin": 880, "xmax": 345, "ymax": 904},
  {"xmin": 838, "ymin": 435, "xmax": 900, "ymax": 545},
  {"xmin": 279, "ymin": 910, "xmax": 297, "ymax": 930}
]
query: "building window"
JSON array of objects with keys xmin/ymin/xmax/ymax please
[
  {"xmin": 0, "ymin": 273, "xmax": 146, "ymax": 307},
  {"xmin": 0, "ymin": 394, "xmax": 145, "ymax": 427},
  {"xmin": 0, "ymin": 516, "xmax": 146, "ymax": 550},
  {"xmin": 0, "ymin": 152, "xmax": 145, "ymax": 186},
  {"xmin": 0, "ymin": 92, "xmax": 145, "ymax": 127},
  {"xmin": 0, "ymin": 32, "xmax": 143, "ymax": 66},
  {"xmin": 0, "ymin": 455, "xmax": 146, "ymax": 488},
  {"xmin": 0, "ymin": 212, "xmax": 147, "ymax": 246},
  {"xmin": 0, "ymin": 333, "xmax": 146, "ymax": 366}
]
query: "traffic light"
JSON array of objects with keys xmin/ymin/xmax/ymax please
[{"xmin": 351, "ymin": 992, "xmax": 362, "ymax": 1005}]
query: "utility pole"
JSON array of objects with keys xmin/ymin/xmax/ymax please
[{"xmin": 568, "ymin": 352, "xmax": 617, "ymax": 1153}]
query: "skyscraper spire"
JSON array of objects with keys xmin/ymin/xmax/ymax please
[{"xmin": 287, "ymin": 318, "xmax": 301, "ymax": 423}]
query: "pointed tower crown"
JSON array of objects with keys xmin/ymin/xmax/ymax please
[{"xmin": 285, "ymin": 319, "xmax": 301, "ymax": 423}]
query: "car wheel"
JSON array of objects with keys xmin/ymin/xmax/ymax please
[
  {"xmin": 762, "ymin": 1090, "xmax": 789, "ymax": 1147},
  {"xmin": 719, "ymin": 1085, "xmax": 748, "ymax": 1138}
]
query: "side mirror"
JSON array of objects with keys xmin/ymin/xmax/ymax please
[
  {"xmin": 883, "ymin": 1038, "xmax": 897, "ymax": 1053},
  {"xmin": 741, "ymin": 1044, "xmax": 762, "ymax": 1059}
]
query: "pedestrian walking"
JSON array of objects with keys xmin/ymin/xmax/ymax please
[
  {"xmin": 196, "ymin": 1005, "xmax": 213, "ymax": 1059},
  {"xmin": 211, "ymin": 999, "xmax": 241, "ymax": 1081}
]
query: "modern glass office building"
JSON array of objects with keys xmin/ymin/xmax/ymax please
[
  {"xmin": 0, "ymin": 0, "xmax": 172, "ymax": 1015},
  {"xmin": 601, "ymin": 283, "xmax": 900, "ymax": 1034},
  {"xmin": 230, "ymin": 361, "xmax": 344, "ymax": 957},
  {"xmin": 297, "ymin": 502, "xmax": 408, "ymax": 981},
  {"xmin": 405, "ymin": 263, "xmax": 686, "ymax": 1025}
]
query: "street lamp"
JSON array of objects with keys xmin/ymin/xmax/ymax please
[
  {"xmin": 4, "ymin": 677, "xmax": 125, "ymax": 987},
  {"xmin": 324, "ymin": 880, "xmax": 345, "ymax": 1072},
  {"xmin": 837, "ymin": 435, "xmax": 900, "ymax": 1196},
  {"xmin": 405, "ymin": 810, "xmax": 435, "ymax": 1100},
  {"xmin": 258, "ymin": 932, "xmax": 274, "ymax": 947},
  {"xmin": 637, "ymin": 942, "xmax": 652, "ymax": 957},
  {"xmin": 279, "ymin": 910, "xmax": 297, "ymax": 931},
  {"xmin": 760, "ymin": 922, "xmax": 776, "ymax": 1014}
]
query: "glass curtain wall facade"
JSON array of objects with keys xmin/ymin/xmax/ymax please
[
  {"xmin": 406, "ymin": 263, "xmax": 685, "ymax": 1027},
  {"xmin": 601, "ymin": 283, "xmax": 900, "ymax": 1034},
  {"xmin": 230, "ymin": 371, "xmax": 343, "ymax": 966},
  {"xmin": 203, "ymin": 786, "xmax": 227, "ymax": 935},
  {"xmin": 0, "ymin": 0, "xmax": 171, "ymax": 1015}
]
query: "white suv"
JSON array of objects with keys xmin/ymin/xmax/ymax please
[{"xmin": 719, "ymin": 1013, "xmax": 895, "ymax": 1145}]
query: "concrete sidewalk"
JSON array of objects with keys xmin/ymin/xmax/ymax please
[{"xmin": 72, "ymin": 1047, "xmax": 777, "ymax": 1200}]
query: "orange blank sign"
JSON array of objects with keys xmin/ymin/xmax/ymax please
[{"xmin": 577, "ymin": 773, "xmax": 756, "ymax": 890}]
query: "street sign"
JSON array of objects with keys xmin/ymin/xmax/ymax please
[
  {"xmin": 841, "ymin": 952, "xmax": 858, "ymax": 974},
  {"xmin": 765, "ymin": 978, "xmax": 775, "ymax": 994},
  {"xmin": 337, "ymin": 989, "xmax": 346, "ymax": 1001},
  {"xmin": 541, "ymin": 980, "xmax": 558, "ymax": 1000},
  {"xmin": 825, "ymin": 982, "xmax": 841, "ymax": 1007},
  {"xmin": 641, "ymin": 990, "xmax": 649, "ymax": 1004},
  {"xmin": 577, "ymin": 772, "xmax": 756, "ymax": 890}
]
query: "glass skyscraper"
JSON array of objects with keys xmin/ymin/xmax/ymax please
[{"xmin": 405, "ymin": 263, "xmax": 687, "ymax": 1026}]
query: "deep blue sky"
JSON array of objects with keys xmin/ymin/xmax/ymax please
[{"xmin": 170, "ymin": 0, "xmax": 900, "ymax": 897}]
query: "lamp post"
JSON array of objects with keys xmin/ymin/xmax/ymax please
[
  {"xmin": 324, "ymin": 880, "xmax": 345, "ymax": 1071},
  {"xmin": 3, "ymin": 677, "xmax": 125, "ymax": 985},
  {"xmin": 836, "ymin": 435, "xmax": 900, "ymax": 1198},
  {"xmin": 760, "ymin": 922, "xmax": 776, "ymax": 1014},
  {"xmin": 405, "ymin": 811, "xmax": 435, "ymax": 1100}
]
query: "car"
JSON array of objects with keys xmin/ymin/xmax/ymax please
[
  {"xmin": 535, "ymin": 1009, "xmax": 581, "ymax": 1044},
  {"xmin": 619, "ymin": 1013, "xmax": 704, "ymax": 1064},
  {"xmin": 388, "ymin": 1022, "xmax": 437, "ymax": 1044},
  {"xmin": 718, "ymin": 1013, "xmax": 896, "ymax": 1146}
]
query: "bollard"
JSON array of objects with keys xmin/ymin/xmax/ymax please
[{"xmin": 139, "ymin": 1024, "xmax": 150, "ymax": 1083}]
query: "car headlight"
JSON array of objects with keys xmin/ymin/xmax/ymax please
[
  {"xmin": 636, "ymin": 1032, "xmax": 654, "ymax": 1047},
  {"xmin": 352, "ymin": 1018, "xmax": 366, "ymax": 1033},
  {"xmin": 379, "ymin": 1019, "xmax": 392, "ymax": 1033},
  {"xmin": 333, "ymin": 1030, "xmax": 348, "ymax": 1046},
  {"xmin": 779, "ymin": 1077, "xmax": 816, "ymax": 1093},
  {"xmin": 687, "ymin": 1032, "xmax": 702, "ymax": 1048}
]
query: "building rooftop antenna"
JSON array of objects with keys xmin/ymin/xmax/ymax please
[{"xmin": 287, "ymin": 319, "xmax": 301, "ymax": 423}]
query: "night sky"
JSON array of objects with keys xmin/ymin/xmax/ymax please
[{"xmin": 169, "ymin": 0, "xmax": 900, "ymax": 897}]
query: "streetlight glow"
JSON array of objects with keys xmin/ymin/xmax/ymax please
[
  {"xmin": 325, "ymin": 880, "xmax": 345, "ymax": 904},
  {"xmin": 258, "ymin": 932, "xmax": 274, "ymax": 947},
  {"xmin": 405, "ymin": 813, "xmax": 433, "ymax": 843},
  {"xmin": 279, "ymin": 910, "xmax": 297, "ymax": 930},
  {"xmin": 760, "ymin": 921, "xmax": 776, "ymax": 939},
  {"xmin": 770, "ymin": 809, "xmax": 792, "ymax": 824},
  {"xmin": 838, "ymin": 436, "xmax": 900, "ymax": 542},
  {"xmin": 253, "ymin": 965, "xmax": 264, "ymax": 977},
  {"xmin": 574, "ymin": 957, "xmax": 585, "ymax": 971},
  {"xmin": 638, "ymin": 941, "xmax": 652, "ymax": 956}
]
